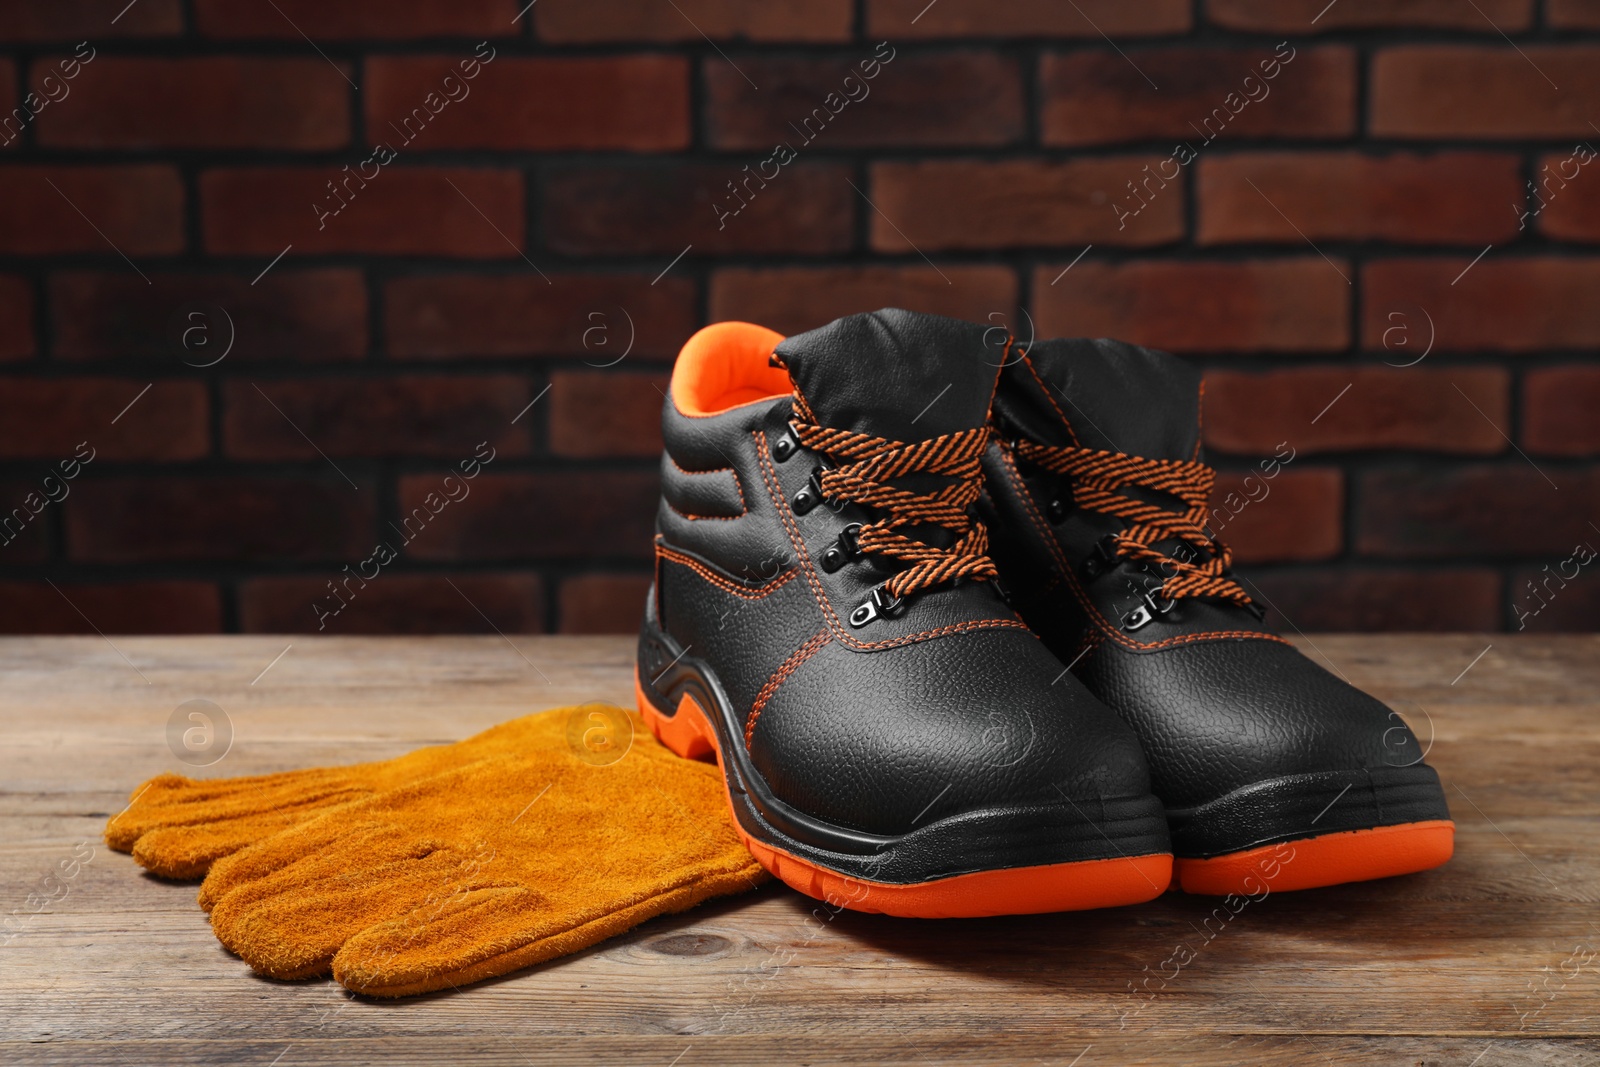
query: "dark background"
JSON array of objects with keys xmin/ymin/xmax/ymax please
[{"xmin": 1, "ymin": 0, "xmax": 1597, "ymax": 635}]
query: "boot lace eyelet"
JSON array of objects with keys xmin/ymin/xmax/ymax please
[
  {"xmin": 1081, "ymin": 534, "xmax": 1122, "ymax": 581},
  {"xmin": 772, "ymin": 425, "xmax": 800, "ymax": 463},
  {"xmin": 819, "ymin": 522, "xmax": 863, "ymax": 573},
  {"xmin": 786, "ymin": 415, "xmax": 998, "ymax": 612},
  {"xmin": 849, "ymin": 584, "xmax": 905, "ymax": 628},
  {"xmin": 1122, "ymin": 588, "xmax": 1177, "ymax": 632},
  {"xmin": 792, "ymin": 463, "xmax": 842, "ymax": 516}
]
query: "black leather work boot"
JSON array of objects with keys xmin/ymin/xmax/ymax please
[
  {"xmin": 982, "ymin": 337, "xmax": 1454, "ymax": 895},
  {"xmin": 635, "ymin": 310, "xmax": 1172, "ymax": 917}
]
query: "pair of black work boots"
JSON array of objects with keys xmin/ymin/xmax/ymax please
[{"xmin": 635, "ymin": 309, "xmax": 1453, "ymax": 918}]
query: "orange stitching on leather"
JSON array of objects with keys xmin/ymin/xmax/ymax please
[
  {"xmin": 663, "ymin": 452, "xmax": 748, "ymax": 521},
  {"xmin": 773, "ymin": 348, "xmax": 818, "ymax": 425},
  {"xmin": 665, "ymin": 498, "xmax": 742, "ymax": 523},
  {"xmin": 1004, "ymin": 358, "xmax": 1280, "ymax": 652},
  {"xmin": 1021, "ymin": 354, "xmax": 1080, "ymax": 446},
  {"xmin": 1064, "ymin": 629, "xmax": 1102, "ymax": 672},
  {"xmin": 655, "ymin": 542, "xmax": 797, "ymax": 601},
  {"xmin": 745, "ymin": 630, "xmax": 831, "ymax": 748},
  {"xmin": 987, "ymin": 335, "xmax": 1009, "ymax": 416},
  {"xmin": 1060, "ymin": 558, "xmax": 1288, "ymax": 652},
  {"xmin": 997, "ymin": 432, "xmax": 1285, "ymax": 653},
  {"xmin": 665, "ymin": 452, "xmax": 749, "ymax": 512},
  {"xmin": 996, "ymin": 443, "xmax": 1073, "ymax": 579},
  {"xmin": 752, "ymin": 431, "xmax": 1030, "ymax": 652},
  {"xmin": 1012, "ymin": 439, "xmax": 1253, "ymax": 609},
  {"xmin": 790, "ymin": 419, "xmax": 996, "ymax": 600},
  {"xmin": 1002, "ymin": 444, "xmax": 1166, "ymax": 650}
]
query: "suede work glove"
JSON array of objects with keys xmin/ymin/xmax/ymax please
[
  {"xmin": 107, "ymin": 706, "xmax": 618, "ymax": 878},
  {"xmin": 197, "ymin": 726, "xmax": 765, "ymax": 997}
]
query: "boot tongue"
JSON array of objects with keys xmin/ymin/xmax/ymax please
[
  {"xmin": 998, "ymin": 337, "xmax": 1201, "ymax": 461},
  {"xmin": 774, "ymin": 309, "xmax": 1001, "ymax": 443}
]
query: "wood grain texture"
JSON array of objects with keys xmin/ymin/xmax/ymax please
[{"xmin": 2, "ymin": 634, "xmax": 1597, "ymax": 1066}]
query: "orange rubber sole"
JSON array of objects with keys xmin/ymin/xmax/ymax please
[
  {"xmin": 633, "ymin": 668, "xmax": 1171, "ymax": 918},
  {"xmin": 1174, "ymin": 819, "xmax": 1455, "ymax": 896}
]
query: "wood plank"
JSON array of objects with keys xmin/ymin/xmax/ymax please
[
  {"xmin": 2, "ymin": 635, "xmax": 1597, "ymax": 1065},
  {"xmin": 3, "ymin": 1036, "xmax": 1597, "ymax": 1067}
]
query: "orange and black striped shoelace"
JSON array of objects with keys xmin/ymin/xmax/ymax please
[
  {"xmin": 1012, "ymin": 439, "xmax": 1254, "ymax": 609},
  {"xmin": 790, "ymin": 416, "xmax": 998, "ymax": 601}
]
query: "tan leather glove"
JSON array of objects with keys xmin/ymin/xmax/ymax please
[
  {"xmin": 198, "ymin": 721, "xmax": 764, "ymax": 996},
  {"xmin": 106, "ymin": 706, "xmax": 618, "ymax": 878}
]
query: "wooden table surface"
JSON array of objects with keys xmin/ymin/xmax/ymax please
[{"xmin": 2, "ymin": 634, "xmax": 1597, "ymax": 1066}]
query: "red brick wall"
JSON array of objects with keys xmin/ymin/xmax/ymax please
[{"xmin": 1, "ymin": 0, "xmax": 1596, "ymax": 634}]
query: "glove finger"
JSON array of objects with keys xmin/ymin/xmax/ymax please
[
  {"xmin": 106, "ymin": 768, "xmax": 369, "ymax": 852},
  {"xmin": 333, "ymin": 857, "xmax": 767, "ymax": 998},
  {"xmin": 105, "ymin": 773, "xmax": 206, "ymax": 850},
  {"xmin": 130, "ymin": 809, "xmax": 312, "ymax": 880},
  {"xmin": 210, "ymin": 849, "xmax": 478, "ymax": 981},
  {"xmin": 106, "ymin": 708, "xmax": 666, "ymax": 855},
  {"xmin": 105, "ymin": 707, "xmax": 653, "ymax": 851},
  {"xmin": 199, "ymin": 818, "xmax": 433, "ymax": 912}
]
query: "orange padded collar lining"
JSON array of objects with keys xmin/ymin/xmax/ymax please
[{"xmin": 670, "ymin": 321, "xmax": 789, "ymax": 417}]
